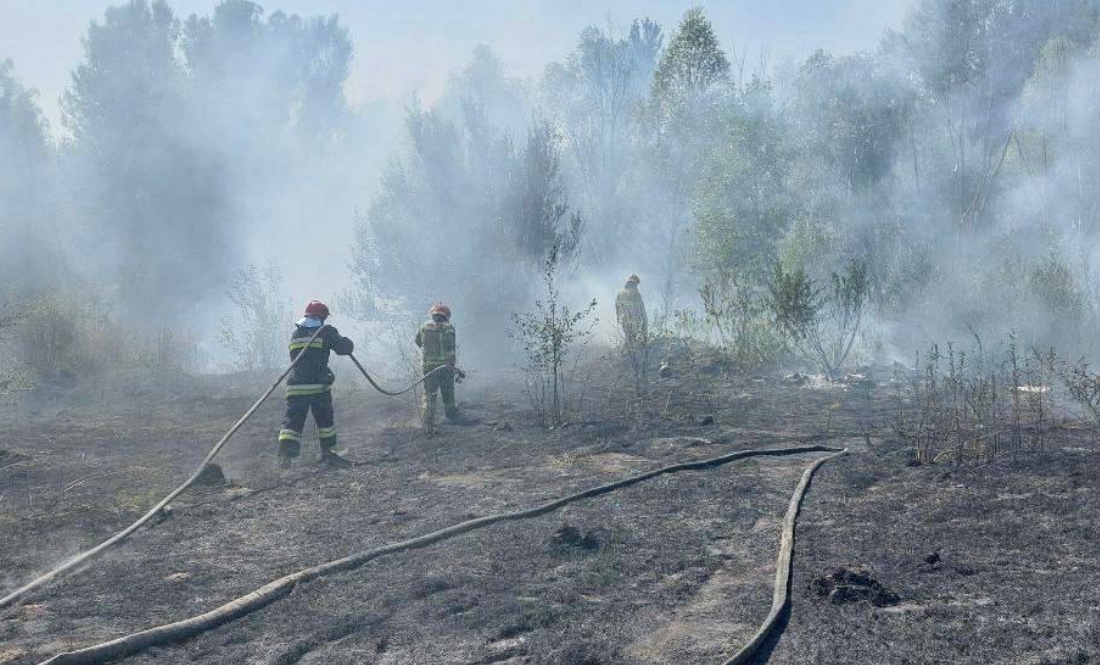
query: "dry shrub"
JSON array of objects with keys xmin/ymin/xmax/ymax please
[
  {"xmin": 892, "ymin": 333, "xmax": 1058, "ymax": 466},
  {"xmin": 15, "ymin": 291, "xmax": 197, "ymax": 385}
]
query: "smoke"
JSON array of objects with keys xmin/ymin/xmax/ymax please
[{"xmin": 7, "ymin": 0, "xmax": 1099, "ymax": 379}]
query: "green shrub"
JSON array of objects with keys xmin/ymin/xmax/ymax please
[{"xmin": 769, "ymin": 258, "xmax": 870, "ymax": 375}]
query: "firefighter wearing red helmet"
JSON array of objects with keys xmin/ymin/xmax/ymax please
[
  {"xmin": 415, "ymin": 302, "xmax": 459, "ymax": 425},
  {"xmin": 277, "ymin": 300, "xmax": 355, "ymax": 468}
]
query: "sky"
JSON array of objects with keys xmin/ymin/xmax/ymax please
[{"xmin": 1, "ymin": 0, "xmax": 916, "ymax": 136}]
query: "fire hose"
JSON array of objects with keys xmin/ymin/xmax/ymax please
[
  {"xmin": 0, "ymin": 326, "xmax": 448, "ymax": 611},
  {"xmin": 33, "ymin": 445, "xmax": 846, "ymax": 665}
]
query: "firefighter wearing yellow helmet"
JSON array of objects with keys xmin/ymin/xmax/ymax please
[
  {"xmin": 415, "ymin": 303, "xmax": 459, "ymax": 425},
  {"xmin": 615, "ymin": 274, "xmax": 647, "ymax": 351}
]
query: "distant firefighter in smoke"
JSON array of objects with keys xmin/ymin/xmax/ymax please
[
  {"xmin": 416, "ymin": 303, "xmax": 461, "ymax": 427},
  {"xmin": 616, "ymin": 274, "xmax": 648, "ymax": 351},
  {"xmin": 277, "ymin": 300, "xmax": 355, "ymax": 469}
]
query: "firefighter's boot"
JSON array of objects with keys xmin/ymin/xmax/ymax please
[
  {"xmin": 320, "ymin": 447, "xmax": 352, "ymax": 469},
  {"xmin": 278, "ymin": 438, "xmax": 300, "ymax": 469}
]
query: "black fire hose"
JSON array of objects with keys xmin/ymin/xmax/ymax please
[{"xmin": 348, "ymin": 354, "xmax": 450, "ymax": 396}]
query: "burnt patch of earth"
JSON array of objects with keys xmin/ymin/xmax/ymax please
[
  {"xmin": 550, "ymin": 524, "xmax": 602, "ymax": 551},
  {"xmin": 6, "ymin": 357, "xmax": 1100, "ymax": 665},
  {"xmin": 810, "ymin": 566, "xmax": 900, "ymax": 607}
]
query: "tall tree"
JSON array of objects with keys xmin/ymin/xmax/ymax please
[
  {"xmin": 182, "ymin": 1, "xmax": 352, "ymax": 143},
  {"xmin": 63, "ymin": 0, "xmax": 231, "ymax": 321},
  {"xmin": 693, "ymin": 78, "xmax": 794, "ymax": 283},
  {"xmin": 652, "ymin": 7, "xmax": 730, "ymax": 113},
  {"xmin": 504, "ymin": 120, "xmax": 583, "ymax": 266},
  {"xmin": 543, "ymin": 19, "xmax": 662, "ymax": 266},
  {"xmin": 0, "ymin": 60, "xmax": 54, "ymax": 290}
]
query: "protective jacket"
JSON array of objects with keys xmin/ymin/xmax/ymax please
[
  {"xmin": 278, "ymin": 322, "xmax": 354, "ymax": 459},
  {"xmin": 415, "ymin": 319, "xmax": 458, "ymax": 422},
  {"xmin": 415, "ymin": 320, "xmax": 456, "ymax": 370},
  {"xmin": 286, "ymin": 324, "xmax": 354, "ymax": 394},
  {"xmin": 615, "ymin": 286, "xmax": 647, "ymax": 333}
]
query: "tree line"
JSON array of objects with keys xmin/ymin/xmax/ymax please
[{"xmin": 4, "ymin": 0, "xmax": 1100, "ymax": 379}]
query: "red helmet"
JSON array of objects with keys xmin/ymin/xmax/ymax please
[
  {"xmin": 429, "ymin": 302, "xmax": 452, "ymax": 319},
  {"xmin": 304, "ymin": 300, "xmax": 330, "ymax": 318}
]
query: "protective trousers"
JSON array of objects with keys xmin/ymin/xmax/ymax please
[
  {"xmin": 278, "ymin": 391, "xmax": 337, "ymax": 458},
  {"xmin": 422, "ymin": 365, "xmax": 456, "ymax": 422}
]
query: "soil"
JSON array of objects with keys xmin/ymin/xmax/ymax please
[{"xmin": 1, "ymin": 356, "xmax": 1098, "ymax": 665}]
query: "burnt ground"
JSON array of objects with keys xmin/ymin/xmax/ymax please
[{"xmin": 0, "ymin": 357, "xmax": 1098, "ymax": 665}]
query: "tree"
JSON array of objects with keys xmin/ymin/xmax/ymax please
[
  {"xmin": 0, "ymin": 60, "xmax": 54, "ymax": 290},
  {"xmin": 693, "ymin": 77, "xmax": 794, "ymax": 284},
  {"xmin": 792, "ymin": 52, "xmax": 909, "ymax": 195},
  {"xmin": 509, "ymin": 242, "xmax": 597, "ymax": 426},
  {"xmin": 182, "ymin": 1, "xmax": 352, "ymax": 143},
  {"xmin": 769, "ymin": 259, "xmax": 871, "ymax": 376},
  {"xmin": 504, "ymin": 121, "xmax": 583, "ymax": 267},
  {"xmin": 439, "ymin": 44, "xmax": 527, "ymax": 138},
  {"xmin": 542, "ymin": 19, "xmax": 662, "ymax": 265},
  {"xmin": 652, "ymin": 7, "xmax": 730, "ymax": 109},
  {"xmin": 63, "ymin": 0, "xmax": 231, "ymax": 322},
  {"xmin": 349, "ymin": 49, "xmax": 586, "ymax": 363}
]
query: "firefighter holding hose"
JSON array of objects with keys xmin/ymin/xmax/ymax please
[
  {"xmin": 277, "ymin": 300, "xmax": 355, "ymax": 468},
  {"xmin": 416, "ymin": 303, "xmax": 461, "ymax": 426}
]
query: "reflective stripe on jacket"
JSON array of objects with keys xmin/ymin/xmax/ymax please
[{"xmin": 287, "ymin": 324, "xmax": 354, "ymax": 386}]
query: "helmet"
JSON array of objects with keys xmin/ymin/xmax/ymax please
[
  {"xmin": 429, "ymin": 302, "xmax": 452, "ymax": 320},
  {"xmin": 304, "ymin": 300, "xmax": 330, "ymax": 318},
  {"xmin": 626, "ymin": 274, "xmax": 641, "ymax": 285}
]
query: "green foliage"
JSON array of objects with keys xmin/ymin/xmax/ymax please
[
  {"xmin": 349, "ymin": 66, "xmax": 585, "ymax": 362},
  {"xmin": 542, "ymin": 19, "xmax": 662, "ymax": 265},
  {"xmin": 0, "ymin": 59, "xmax": 55, "ymax": 297},
  {"xmin": 1028, "ymin": 251, "xmax": 1085, "ymax": 322},
  {"xmin": 793, "ymin": 51, "xmax": 909, "ymax": 193},
  {"xmin": 510, "ymin": 243, "xmax": 597, "ymax": 426},
  {"xmin": 652, "ymin": 7, "xmax": 730, "ymax": 107},
  {"xmin": 692, "ymin": 78, "xmax": 794, "ymax": 282},
  {"xmin": 699, "ymin": 271, "xmax": 785, "ymax": 372},
  {"xmin": 59, "ymin": 0, "xmax": 353, "ymax": 322},
  {"xmin": 182, "ymin": 1, "xmax": 353, "ymax": 139},
  {"xmin": 507, "ymin": 121, "xmax": 584, "ymax": 264},
  {"xmin": 777, "ymin": 217, "xmax": 837, "ymax": 280},
  {"xmin": 769, "ymin": 259, "xmax": 871, "ymax": 375}
]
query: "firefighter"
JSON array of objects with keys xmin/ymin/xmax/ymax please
[
  {"xmin": 615, "ymin": 274, "xmax": 647, "ymax": 351},
  {"xmin": 277, "ymin": 300, "xmax": 355, "ymax": 469},
  {"xmin": 415, "ymin": 303, "xmax": 459, "ymax": 425}
]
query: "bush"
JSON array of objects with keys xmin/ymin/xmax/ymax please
[
  {"xmin": 769, "ymin": 258, "xmax": 870, "ymax": 376},
  {"xmin": 18, "ymin": 293, "xmax": 97, "ymax": 379},
  {"xmin": 14, "ymin": 290, "xmax": 197, "ymax": 385},
  {"xmin": 218, "ymin": 262, "xmax": 291, "ymax": 372},
  {"xmin": 892, "ymin": 333, "xmax": 1057, "ymax": 465},
  {"xmin": 510, "ymin": 242, "xmax": 597, "ymax": 426},
  {"xmin": 699, "ymin": 270, "xmax": 785, "ymax": 372},
  {"xmin": 1060, "ymin": 358, "xmax": 1100, "ymax": 427}
]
